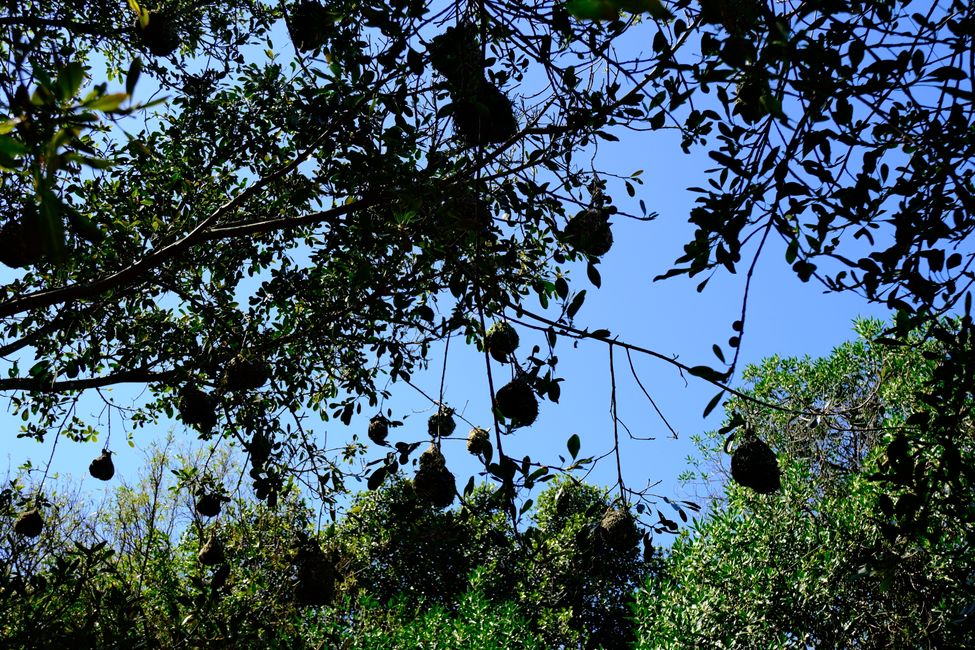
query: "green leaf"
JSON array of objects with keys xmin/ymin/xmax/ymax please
[
  {"xmin": 55, "ymin": 61, "xmax": 85, "ymax": 101},
  {"xmin": 567, "ymin": 433, "xmax": 580, "ymax": 460},
  {"xmin": 702, "ymin": 390, "xmax": 724, "ymax": 418},
  {"xmin": 565, "ymin": 0, "xmax": 620, "ymax": 20},
  {"xmin": 367, "ymin": 466, "xmax": 386, "ymax": 490},
  {"xmin": 126, "ymin": 58, "xmax": 143, "ymax": 97},
  {"xmin": 86, "ymin": 93, "xmax": 128, "ymax": 112}
]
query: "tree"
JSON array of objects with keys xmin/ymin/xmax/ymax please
[
  {"xmin": 3, "ymin": 0, "xmax": 975, "ymax": 584},
  {"xmin": 332, "ymin": 474, "xmax": 653, "ymax": 649},
  {"xmin": 634, "ymin": 320, "xmax": 975, "ymax": 648},
  {"xmin": 0, "ymin": 441, "xmax": 647, "ymax": 648}
]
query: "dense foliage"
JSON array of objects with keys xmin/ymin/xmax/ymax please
[
  {"xmin": 636, "ymin": 320, "xmax": 975, "ymax": 648},
  {"xmin": 0, "ymin": 443, "xmax": 650, "ymax": 648}
]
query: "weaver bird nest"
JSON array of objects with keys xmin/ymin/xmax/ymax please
[
  {"xmin": 599, "ymin": 507, "xmax": 641, "ymax": 552},
  {"xmin": 0, "ymin": 210, "xmax": 47, "ymax": 268},
  {"xmin": 467, "ymin": 427, "xmax": 491, "ymax": 457},
  {"xmin": 427, "ymin": 406, "xmax": 456, "ymax": 438},
  {"xmin": 134, "ymin": 11, "xmax": 180, "ymax": 57},
  {"xmin": 177, "ymin": 385, "xmax": 218, "ymax": 433},
  {"xmin": 221, "ymin": 357, "xmax": 270, "ymax": 391},
  {"xmin": 198, "ymin": 534, "xmax": 225, "ymax": 566},
  {"xmin": 414, "ymin": 444, "xmax": 456, "ymax": 508},
  {"xmin": 368, "ymin": 415, "xmax": 389, "ymax": 445},
  {"xmin": 286, "ymin": 1, "xmax": 332, "ymax": 52},
  {"xmin": 293, "ymin": 543, "xmax": 336, "ymax": 607},
  {"xmin": 563, "ymin": 208, "xmax": 613, "ymax": 258},
  {"xmin": 13, "ymin": 509, "xmax": 43, "ymax": 538},
  {"xmin": 495, "ymin": 380, "xmax": 538, "ymax": 427},
  {"xmin": 731, "ymin": 436, "xmax": 781, "ymax": 494},
  {"xmin": 485, "ymin": 321, "xmax": 519, "ymax": 363},
  {"xmin": 195, "ymin": 493, "xmax": 223, "ymax": 518},
  {"xmin": 88, "ymin": 450, "xmax": 115, "ymax": 482}
]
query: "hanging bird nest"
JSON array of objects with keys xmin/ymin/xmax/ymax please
[
  {"xmin": 221, "ymin": 356, "xmax": 270, "ymax": 391},
  {"xmin": 247, "ymin": 431, "xmax": 273, "ymax": 470},
  {"xmin": 210, "ymin": 563, "xmax": 230, "ymax": 593},
  {"xmin": 177, "ymin": 385, "xmax": 218, "ymax": 433},
  {"xmin": 368, "ymin": 415, "xmax": 389, "ymax": 445},
  {"xmin": 195, "ymin": 493, "xmax": 222, "ymax": 518},
  {"xmin": 0, "ymin": 211, "xmax": 47, "ymax": 268},
  {"xmin": 414, "ymin": 444, "xmax": 456, "ymax": 508},
  {"xmin": 451, "ymin": 83, "xmax": 518, "ymax": 147},
  {"xmin": 599, "ymin": 506, "xmax": 641, "ymax": 552},
  {"xmin": 198, "ymin": 534, "xmax": 225, "ymax": 566},
  {"xmin": 563, "ymin": 208, "xmax": 613, "ymax": 257},
  {"xmin": 466, "ymin": 427, "xmax": 491, "ymax": 456},
  {"xmin": 13, "ymin": 509, "xmax": 43, "ymax": 538},
  {"xmin": 428, "ymin": 22, "xmax": 484, "ymax": 96},
  {"xmin": 286, "ymin": 1, "xmax": 332, "ymax": 52},
  {"xmin": 485, "ymin": 321, "xmax": 519, "ymax": 363},
  {"xmin": 495, "ymin": 379, "xmax": 539, "ymax": 427},
  {"xmin": 88, "ymin": 450, "xmax": 115, "ymax": 481},
  {"xmin": 731, "ymin": 435, "xmax": 781, "ymax": 494},
  {"xmin": 427, "ymin": 406, "xmax": 456, "ymax": 438},
  {"xmin": 293, "ymin": 542, "xmax": 336, "ymax": 607},
  {"xmin": 134, "ymin": 11, "xmax": 180, "ymax": 57}
]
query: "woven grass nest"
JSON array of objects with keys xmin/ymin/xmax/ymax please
[
  {"xmin": 178, "ymin": 385, "xmax": 218, "ymax": 433},
  {"xmin": 563, "ymin": 208, "xmax": 613, "ymax": 257},
  {"xmin": 495, "ymin": 379, "xmax": 538, "ymax": 427},
  {"xmin": 13, "ymin": 509, "xmax": 43, "ymax": 538},
  {"xmin": 134, "ymin": 11, "xmax": 180, "ymax": 57},
  {"xmin": 427, "ymin": 406, "xmax": 456, "ymax": 438},
  {"xmin": 414, "ymin": 444, "xmax": 456, "ymax": 508},
  {"xmin": 368, "ymin": 415, "xmax": 389, "ymax": 445},
  {"xmin": 294, "ymin": 543, "xmax": 336, "ymax": 607},
  {"xmin": 599, "ymin": 507, "xmax": 641, "ymax": 552},
  {"xmin": 466, "ymin": 427, "xmax": 491, "ymax": 457},
  {"xmin": 88, "ymin": 450, "xmax": 115, "ymax": 482},
  {"xmin": 730, "ymin": 436, "xmax": 781, "ymax": 494},
  {"xmin": 485, "ymin": 321, "xmax": 519, "ymax": 363}
]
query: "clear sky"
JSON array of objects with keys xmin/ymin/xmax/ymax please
[{"xmin": 1, "ymin": 11, "xmax": 892, "ymax": 540}]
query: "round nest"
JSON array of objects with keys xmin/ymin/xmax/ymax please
[
  {"xmin": 599, "ymin": 507, "xmax": 641, "ymax": 552},
  {"xmin": 485, "ymin": 321, "xmax": 519, "ymax": 363},
  {"xmin": 177, "ymin": 385, "xmax": 218, "ymax": 433},
  {"xmin": 13, "ymin": 509, "xmax": 43, "ymax": 538},
  {"xmin": 563, "ymin": 208, "xmax": 613, "ymax": 257},
  {"xmin": 368, "ymin": 415, "xmax": 389, "ymax": 445},
  {"xmin": 466, "ymin": 427, "xmax": 491, "ymax": 456},
  {"xmin": 495, "ymin": 380, "xmax": 539, "ymax": 427},
  {"xmin": 734, "ymin": 74, "xmax": 773, "ymax": 124},
  {"xmin": 731, "ymin": 437, "xmax": 781, "ymax": 494},
  {"xmin": 195, "ymin": 493, "xmax": 222, "ymax": 518},
  {"xmin": 427, "ymin": 406, "xmax": 456, "ymax": 438},
  {"xmin": 294, "ymin": 543, "xmax": 336, "ymax": 607},
  {"xmin": 88, "ymin": 450, "xmax": 115, "ymax": 482},
  {"xmin": 222, "ymin": 357, "xmax": 270, "ymax": 391},
  {"xmin": 414, "ymin": 444, "xmax": 456, "ymax": 508},
  {"xmin": 247, "ymin": 431, "xmax": 273, "ymax": 469},
  {"xmin": 428, "ymin": 22, "xmax": 484, "ymax": 95},
  {"xmin": 0, "ymin": 212, "xmax": 47, "ymax": 268},
  {"xmin": 198, "ymin": 534, "xmax": 225, "ymax": 566},
  {"xmin": 134, "ymin": 12, "xmax": 180, "ymax": 57},
  {"xmin": 286, "ymin": 1, "xmax": 332, "ymax": 52},
  {"xmin": 451, "ymin": 83, "xmax": 518, "ymax": 147}
]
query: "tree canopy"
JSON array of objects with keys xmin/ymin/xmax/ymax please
[{"xmin": 3, "ymin": 0, "xmax": 975, "ymax": 609}]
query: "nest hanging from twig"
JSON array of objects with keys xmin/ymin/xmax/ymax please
[{"xmin": 731, "ymin": 436, "xmax": 781, "ymax": 494}]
